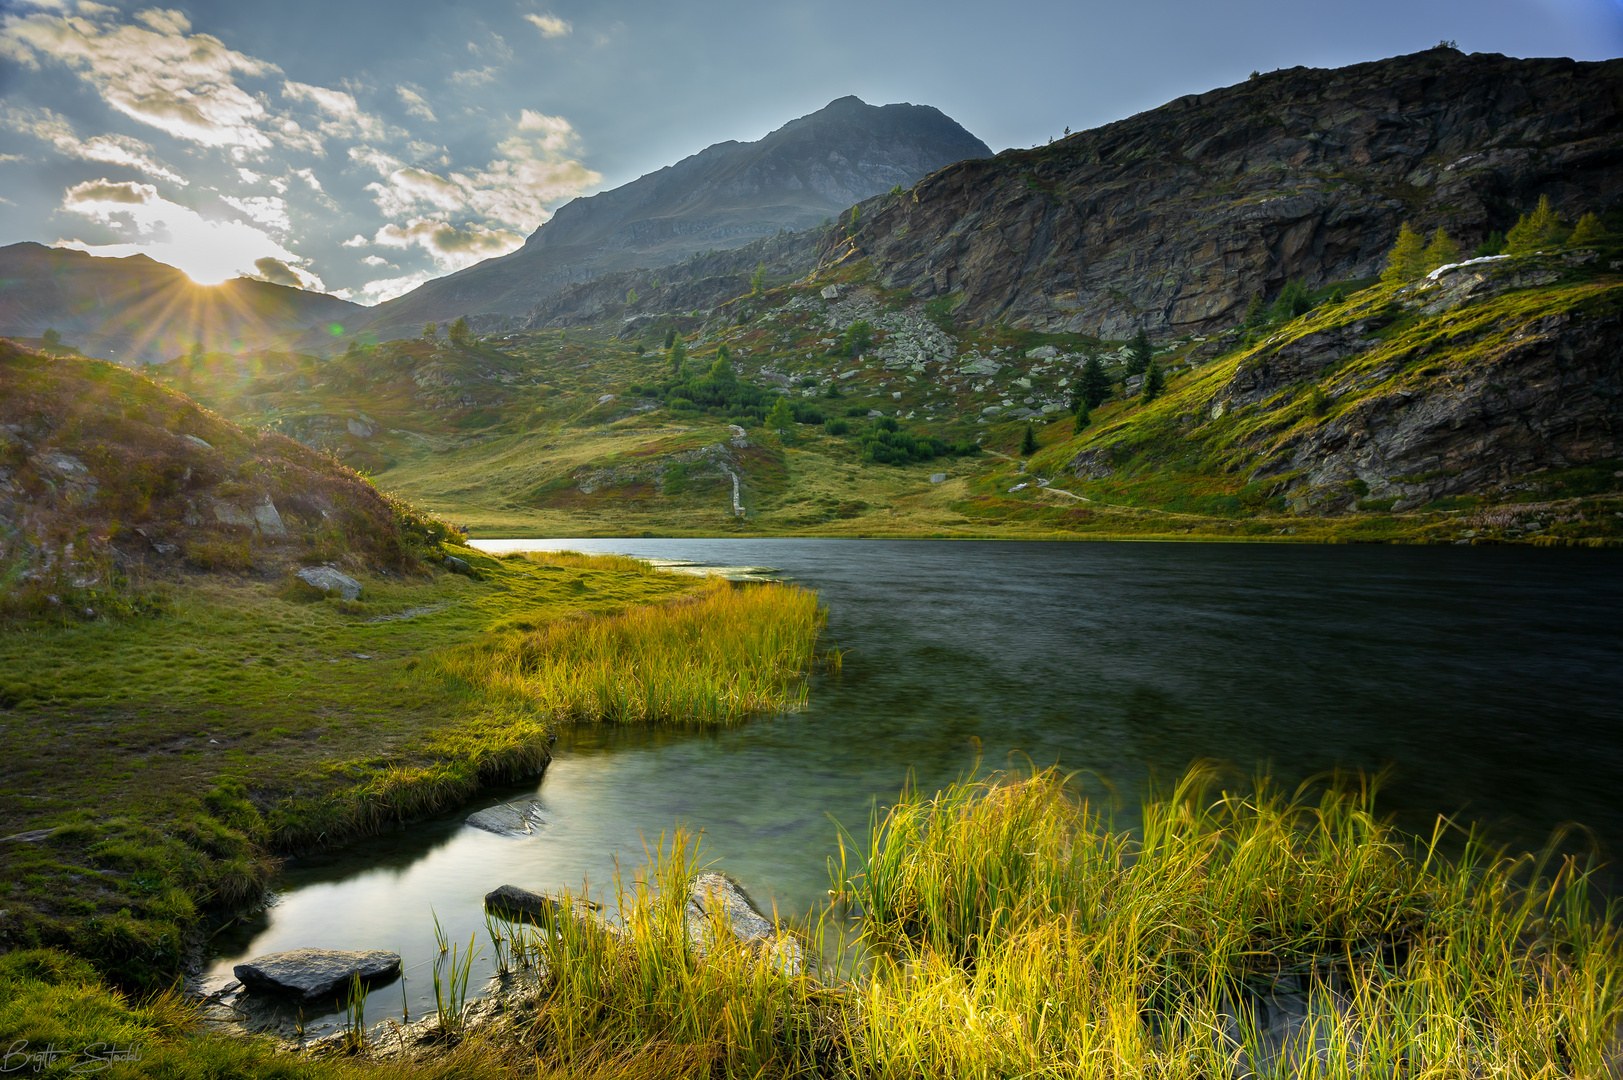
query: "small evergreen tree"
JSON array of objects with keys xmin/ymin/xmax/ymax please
[
  {"xmin": 765, "ymin": 396, "xmax": 796, "ymax": 433},
  {"xmin": 668, "ymin": 336, "xmax": 687, "ymax": 375},
  {"xmin": 1140, "ymin": 361, "xmax": 1165, "ymax": 403},
  {"xmin": 1020, "ymin": 423, "xmax": 1038, "ymax": 455},
  {"xmin": 42, "ymin": 328, "xmax": 61, "ymax": 348},
  {"xmin": 1421, "ymin": 227, "xmax": 1460, "ymax": 272},
  {"xmin": 1269, "ymin": 279, "xmax": 1313, "ymax": 322},
  {"xmin": 1381, "ymin": 222, "xmax": 1428, "ymax": 285},
  {"xmin": 1073, "ymin": 402, "xmax": 1091, "ymax": 433},
  {"xmin": 625, "ymin": 288, "xmax": 638, "ymax": 305},
  {"xmin": 716, "ymin": 342, "xmax": 730, "ymax": 363},
  {"xmin": 1242, "ymin": 293, "xmax": 1268, "ymax": 329},
  {"xmin": 448, "ymin": 317, "xmax": 470, "ymax": 346},
  {"xmin": 663, "ymin": 327, "xmax": 677, "ymax": 350},
  {"xmin": 422, "ymin": 322, "xmax": 437, "ymax": 338},
  {"xmin": 1078, "ymin": 355, "xmax": 1112, "ymax": 409},
  {"xmin": 1125, "ymin": 328, "xmax": 1152, "ymax": 376},
  {"xmin": 750, "ymin": 261, "xmax": 767, "ymax": 295},
  {"xmin": 1475, "ymin": 231, "xmax": 1506, "ymax": 257},
  {"xmin": 1506, "ymin": 196, "xmax": 1565, "ymax": 255},
  {"xmin": 1569, "ymin": 212, "xmax": 1605, "ymax": 248}
]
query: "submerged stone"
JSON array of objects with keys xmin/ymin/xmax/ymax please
[
  {"xmin": 233, "ymin": 948, "xmax": 399, "ymax": 1002},
  {"xmin": 466, "ymin": 801, "xmax": 548, "ymax": 835},
  {"xmin": 484, "ymin": 884, "xmax": 561, "ymax": 920}
]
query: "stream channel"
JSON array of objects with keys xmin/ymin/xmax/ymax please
[{"xmin": 207, "ymin": 539, "xmax": 1623, "ymax": 1032}]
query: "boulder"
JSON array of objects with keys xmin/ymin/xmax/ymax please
[
  {"xmin": 233, "ymin": 948, "xmax": 399, "ymax": 1002},
  {"xmin": 466, "ymin": 801, "xmax": 548, "ymax": 835},
  {"xmin": 484, "ymin": 884, "xmax": 561, "ymax": 921},
  {"xmin": 929, "ymin": 473, "xmax": 946, "ymax": 483},
  {"xmin": 296, "ymin": 566, "xmax": 362, "ymax": 600},
  {"xmin": 686, "ymin": 872, "xmax": 803, "ymax": 975},
  {"xmin": 443, "ymin": 554, "xmax": 474, "ymax": 576}
]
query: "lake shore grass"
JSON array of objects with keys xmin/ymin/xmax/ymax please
[
  {"xmin": 7, "ymin": 765, "xmax": 1616, "ymax": 1077},
  {"xmin": 0, "ymin": 547, "xmax": 826, "ymax": 993}
]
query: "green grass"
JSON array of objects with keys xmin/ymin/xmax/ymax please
[
  {"xmin": 4, "ymin": 766, "xmax": 1619, "ymax": 1076},
  {"xmin": 440, "ymin": 575, "xmax": 829, "ymax": 726},
  {"xmin": 0, "ymin": 547, "xmax": 831, "ymax": 988}
]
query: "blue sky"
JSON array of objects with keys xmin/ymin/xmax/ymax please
[{"xmin": 2, "ymin": 0, "xmax": 1618, "ymax": 303}]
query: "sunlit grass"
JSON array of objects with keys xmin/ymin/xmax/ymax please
[{"xmin": 442, "ymin": 574, "xmax": 827, "ymax": 726}]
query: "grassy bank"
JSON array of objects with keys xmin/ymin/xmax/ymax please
[
  {"xmin": 0, "ymin": 546, "xmax": 825, "ymax": 990},
  {"xmin": 11, "ymin": 766, "xmax": 1614, "ymax": 1077}
]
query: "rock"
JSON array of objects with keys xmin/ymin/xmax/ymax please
[
  {"xmin": 484, "ymin": 884, "xmax": 561, "ymax": 921},
  {"xmin": 213, "ymin": 495, "xmax": 287, "ymax": 537},
  {"xmin": 1, "ymin": 829, "xmax": 55, "ymax": 843},
  {"xmin": 296, "ymin": 566, "xmax": 362, "ymax": 601},
  {"xmin": 820, "ymin": 285, "xmax": 841, "ymax": 300},
  {"xmin": 466, "ymin": 801, "xmax": 548, "ymax": 835},
  {"xmin": 443, "ymin": 554, "xmax": 473, "ymax": 576},
  {"xmin": 182, "ymin": 434, "xmax": 214, "ymax": 450},
  {"xmin": 958, "ymin": 357, "xmax": 1002, "ymax": 377},
  {"xmin": 929, "ymin": 473, "xmax": 946, "ymax": 483},
  {"xmin": 686, "ymin": 872, "xmax": 801, "ymax": 974},
  {"xmin": 1026, "ymin": 346, "xmax": 1058, "ymax": 360},
  {"xmin": 233, "ymin": 949, "xmax": 400, "ymax": 1002},
  {"xmin": 345, "ymin": 418, "xmax": 374, "ymax": 438}
]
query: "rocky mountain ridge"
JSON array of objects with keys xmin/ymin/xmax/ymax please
[
  {"xmin": 351, "ymin": 97, "xmax": 990, "ymax": 340},
  {"xmin": 817, "ymin": 48, "xmax": 1623, "ymax": 339}
]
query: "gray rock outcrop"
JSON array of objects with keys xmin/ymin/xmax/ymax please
[
  {"xmin": 296, "ymin": 566, "xmax": 361, "ymax": 600},
  {"xmin": 484, "ymin": 884, "xmax": 562, "ymax": 921},
  {"xmin": 233, "ymin": 948, "xmax": 400, "ymax": 1002}
]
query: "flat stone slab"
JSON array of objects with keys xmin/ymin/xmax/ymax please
[
  {"xmin": 296, "ymin": 566, "xmax": 362, "ymax": 601},
  {"xmin": 466, "ymin": 801, "xmax": 548, "ymax": 835},
  {"xmin": 233, "ymin": 948, "xmax": 399, "ymax": 1002}
]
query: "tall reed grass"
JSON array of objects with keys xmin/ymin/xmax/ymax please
[
  {"xmin": 442, "ymin": 577, "xmax": 826, "ymax": 726},
  {"xmin": 520, "ymin": 767, "xmax": 1621, "ymax": 1078}
]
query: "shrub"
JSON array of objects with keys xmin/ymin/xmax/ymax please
[{"xmin": 824, "ymin": 418, "xmax": 850, "ymax": 436}]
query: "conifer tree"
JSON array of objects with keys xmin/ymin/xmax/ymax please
[
  {"xmin": 448, "ymin": 317, "xmax": 470, "ymax": 346},
  {"xmin": 765, "ymin": 397, "xmax": 796, "ymax": 433},
  {"xmin": 1381, "ymin": 222, "xmax": 1427, "ymax": 285},
  {"xmin": 668, "ymin": 336, "xmax": 686, "ymax": 375},
  {"xmin": 1569, "ymin": 212, "xmax": 1604, "ymax": 248},
  {"xmin": 1506, "ymin": 196, "xmax": 1565, "ymax": 255},
  {"xmin": 1242, "ymin": 293, "xmax": 1267, "ymax": 329},
  {"xmin": 422, "ymin": 322, "xmax": 437, "ymax": 338},
  {"xmin": 1422, "ymin": 228, "xmax": 1460, "ymax": 272},
  {"xmin": 1073, "ymin": 402, "xmax": 1091, "ymax": 433},
  {"xmin": 1140, "ymin": 361, "xmax": 1165, "ymax": 403},
  {"xmin": 1125, "ymin": 329, "xmax": 1152, "ymax": 376},
  {"xmin": 1020, "ymin": 423, "xmax": 1038, "ymax": 456},
  {"xmin": 42, "ymin": 328, "xmax": 61, "ymax": 347},
  {"xmin": 1078, "ymin": 355, "xmax": 1112, "ymax": 410},
  {"xmin": 663, "ymin": 327, "xmax": 677, "ymax": 350}
]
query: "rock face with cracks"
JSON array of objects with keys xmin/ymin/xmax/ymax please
[{"xmin": 819, "ymin": 49, "xmax": 1623, "ymax": 339}]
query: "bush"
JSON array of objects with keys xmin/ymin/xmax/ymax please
[
  {"xmin": 824, "ymin": 418, "xmax": 850, "ymax": 436},
  {"xmin": 844, "ymin": 405, "xmax": 868, "ymax": 417}
]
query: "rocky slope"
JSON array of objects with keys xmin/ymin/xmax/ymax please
[
  {"xmin": 818, "ymin": 48, "xmax": 1623, "ymax": 339},
  {"xmin": 0, "ymin": 243, "xmax": 364, "ymax": 364},
  {"xmin": 353, "ymin": 97, "xmax": 990, "ymax": 339},
  {"xmin": 0, "ymin": 340, "xmax": 454, "ymax": 611}
]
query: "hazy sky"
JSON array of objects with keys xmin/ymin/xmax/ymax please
[{"xmin": 2, "ymin": 0, "xmax": 1618, "ymax": 304}]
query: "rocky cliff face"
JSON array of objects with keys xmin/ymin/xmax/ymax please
[
  {"xmin": 819, "ymin": 49, "xmax": 1623, "ymax": 340},
  {"xmin": 355, "ymin": 97, "xmax": 990, "ymax": 339},
  {"xmin": 0, "ymin": 243, "xmax": 363, "ymax": 365}
]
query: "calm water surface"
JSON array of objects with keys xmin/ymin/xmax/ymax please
[{"xmin": 210, "ymin": 540, "xmax": 1623, "ymax": 1026}]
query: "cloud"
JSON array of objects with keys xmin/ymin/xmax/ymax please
[
  {"xmin": 221, "ymin": 193, "xmax": 290, "ymax": 231},
  {"xmin": 372, "ymin": 217, "xmax": 525, "ymax": 270},
  {"xmin": 2, "ymin": 7, "xmax": 277, "ymax": 150},
  {"xmin": 1, "ymin": 105, "xmax": 188, "ymax": 184},
  {"xmin": 449, "ymin": 65, "xmax": 499, "ymax": 86},
  {"xmin": 251, "ymin": 255, "xmax": 301, "ymax": 287},
  {"xmin": 361, "ymin": 254, "xmax": 392, "ymax": 267},
  {"xmin": 396, "ymin": 85, "xmax": 436, "ymax": 122},
  {"xmin": 353, "ymin": 115, "xmax": 598, "ymax": 232},
  {"xmin": 524, "ymin": 12, "xmax": 571, "ymax": 37},
  {"xmin": 292, "ymin": 167, "xmax": 322, "ymax": 191},
  {"xmin": 58, "ymin": 175, "xmax": 308, "ymax": 285},
  {"xmin": 358, "ymin": 269, "xmax": 433, "ymax": 305},
  {"xmin": 282, "ymin": 79, "xmax": 393, "ymax": 142}
]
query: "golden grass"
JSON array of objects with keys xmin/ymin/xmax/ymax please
[{"xmin": 440, "ymin": 574, "xmax": 826, "ymax": 726}]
